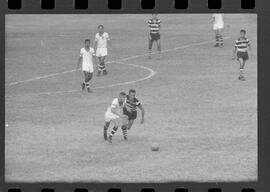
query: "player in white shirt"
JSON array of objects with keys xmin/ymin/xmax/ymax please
[
  {"xmin": 94, "ymin": 25, "xmax": 111, "ymax": 76},
  {"xmin": 103, "ymin": 92, "xmax": 128, "ymax": 143},
  {"xmin": 210, "ymin": 14, "xmax": 224, "ymax": 47},
  {"xmin": 76, "ymin": 39, "xmax": 95, "ymax": 93}
]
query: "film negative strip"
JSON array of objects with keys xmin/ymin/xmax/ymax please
[{"xmin": 1, "ymin": 0, "xmax": 270, "ymax": 192}]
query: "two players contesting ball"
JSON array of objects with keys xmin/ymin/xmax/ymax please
[
  {"xmin": 103, "ymin": 90, "xmax": 145, "ymax": 143},
  {"xmin": 76, "ymin": 14, "xmax": 252, "ymax": 146}
]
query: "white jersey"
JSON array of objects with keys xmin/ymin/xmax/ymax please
[
  {"xmin": 105, "ymin": 98, "xmax": 124, "ymax": 122},
  {"xmin": 80, "ymin": 47, "xmax": 95, "ymax": 65},
  {"xmin": 212, "ymin": 14, "xmax": 224, "ymax": 30},
  {"xmin": 95, "ymin": 32, "xmax": 110, "ymax": 49}
]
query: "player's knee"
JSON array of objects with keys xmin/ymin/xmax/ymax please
[
  {"xmin": 104, "ymin": 122, "xmax": 110, "ymax": 129},
  {"xmin": 113, "ymin": 126, "xmax": 118, "ymax": 131}
]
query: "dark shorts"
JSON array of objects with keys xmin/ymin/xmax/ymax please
[
  {"xmin": 123, "ymin": 107, "xmax": 137, "ymax": 120},
  {"xmin": 237, "ymin": 51, "xmax": 249, "ymax": 61},
  {"xmin": 150, "ymin": 33, "xmax": 160, "ymax": 41}
]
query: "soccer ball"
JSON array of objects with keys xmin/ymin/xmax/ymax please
[{"xmin": 151, "ymin": 143, "xmax": 159, "ymax": 151}]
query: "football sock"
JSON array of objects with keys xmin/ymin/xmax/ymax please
[
  {"xmin": 84, "ymin": 81, "xmax": 90, "ymax": 88},
  {"xmin": 102, "ymin": 62, "xmax": 106, "ymax": 71},
  {"xmin": 110, "ymin": 126, "xmax": 118, "ymax": 137},
  {"xmin": 219, "ymin": 35, "xmax": 223, "ymax": 46},
  {"xmin": 122, "ymin": 126, "xmax": 127, "ymax": 138},
  {"xmin": 215, "ymin": 35, "xmax": 219, "ymax": 45},
  {"xmin": 239, "ymin": 69, "xmax": 244, "ymax": 76}
]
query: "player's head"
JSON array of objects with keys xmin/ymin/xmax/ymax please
[
  {"xmin": 118, "ymin": 92, "xmax": 126, "ymax": 104},
  {"xmin": 84, "ymin": 39, "xmax": 90, "ymax": 48},
  {"xmin": 240, "ymin": 29, "xmax": 246, "ymax": 38},
  {"xmin": 152, "ymin": 14, "xmax": 158, "ymax": 19},
  {"xmin": 98, "ymin": 25, "xmax": 104, "ymax": 33},
  {"xmin": 128, "ymin": 89, "xmax": 136, "ymax": 100}
]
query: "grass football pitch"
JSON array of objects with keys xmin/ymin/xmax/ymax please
[{"xmin": 5, "ymin": 14, "xmax": 257, "ymax": 182}]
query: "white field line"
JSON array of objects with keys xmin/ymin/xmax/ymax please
[
  {"xmin": 6, "ymin": 37, "xmax": 230, "ymax": 87},
  {"xmin": 8, "ymin": 62, "xmax": 156, "ymax": 97}
]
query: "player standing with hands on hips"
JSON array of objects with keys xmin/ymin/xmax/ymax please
[
  {"xmin": 77, "ymin": 39, "xmax": 95, "ymax": 93},
  {"xmin": 232, "ymin": 29, "xmax": 251, "ymax": 81},
  {"xmin": 94, "ymin": 25, "xmax": 111, "ymax": 76}
]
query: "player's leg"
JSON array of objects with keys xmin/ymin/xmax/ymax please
[
  {"xmin": 218, "ymin": 28, "xmax": 224, "ymax": 47},
  {"xmin": 240, "ymin": 60, "xmax": 246, "ymax": 81},
  {"xmin": 121, "ymin": 116, "xmax": 129, "ymax": 140},
  {"xmin": 101, "ymin": 56, "xmax": 107, "ymax": 75},
  {"xmin": 103, "ymin": 121, "xmax": 110, "ymax": 140},
  {"xmin": 82, "ymin": 71, "xmax": 90, "ymax": 91},
  {"xmin": 121, "ymin": 108, "xmax": 130, "ymax": 140},
  {"xmin": 81, "ymin": 71, "xmax": 86, "ymax": 91},
  {"xmin": 97, "ymin": 57, "xmax": 102, "ymax": 76},
  {"xmin": 127, "ymin": 119, "xmax": 134, "ymax": 130},
  {"xmin": 148, "ymin": 35, "xmax": 154, "ymax": 59},
  {"xmin": 214, "ymin": 30, "xmax": 219, "ymax": 47},
  {"xmin": 238, "ymin": 58, "xmax": 245, "ymax": 80},
  {"xmin": 108, "ymin": 118, "xmax": 121, "ymax": 143},
  {"xmin": 156, "ymin": 38, "xmax": 161, "ymax": 59},
  {"xmin": 85, "ymin": 72, "xmax": 93, "ymax": 92}
]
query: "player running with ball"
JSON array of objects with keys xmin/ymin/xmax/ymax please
[
  {"xmin": 121, "ymin": 89, "xmax": 145, "ymax": 140},
  {"xmin": 232, "ymin": 29, "xmax": 251, "ymax": 81},
  {"xmin": 77, "ymin": 39, "xmax": 96, "ymax": 93},
  {"xmin": 103, "ymin": 92, "xmax": 129, "ymax": 143}
]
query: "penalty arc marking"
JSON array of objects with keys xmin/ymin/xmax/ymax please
[
  {"xmin": 6, "ymin": 37, "xmax": 230, "ymax": 87},
  {"xmin": 5, "ymin": 61, "xmax": 156, "ymax": 97},
  {"xmin": 5, "ymin": 37, "xmax": 231, "ymax": 97}
]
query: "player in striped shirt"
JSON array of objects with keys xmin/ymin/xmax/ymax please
[
  {"xmin": 148, "ymin": 14, "xmax": 161, "ymax": 59},
  {"xmin": 121, "ymin": 89, "xmax": 145, "ymax": 140},
  {"xmin": 232, "ymin": 29, "xmax": 251, "ymax": 81}
]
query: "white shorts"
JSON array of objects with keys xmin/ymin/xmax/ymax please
[
  {"xmin": 82, "ymin": 63, "xmax": 94, "ymax": 73},
  {"xmin": 105, "ymin": 111, "xmax": 122, "ymax": 127},
  {"xmin": 96, "ymin": 48, "xmax": 108, "ymax": 57},
  {"xmin": 213, "ymin": 23, "xmax": 224, "ymax": 30}
]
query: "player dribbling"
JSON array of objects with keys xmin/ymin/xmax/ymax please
[
  {"xmin": 103, "ymin": 92, "xmax": 128, "ymax": 143},
  {"xmin": 232, "ymin": 29, "xmax": 251, "ymax": 81},
  {"xmin": 77, "ymin": 39, "xmax": 95, "ymax": 93},
  {"xmin": 121, "ymin": 89, "xmax": 145, "ymax": 140},
  {"xmin": 94, "ymin": 25, "xmax": 111, "ymax": 76}
]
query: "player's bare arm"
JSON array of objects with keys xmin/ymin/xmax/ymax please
[
  {"xmin": 138, "ymin": 105, "xmax": 145, "ymax": 124},
  {"xmin": 248, "ymin": 44, "xmax": 252, "ymax": 56},
  {"xmin": 209, "ymin": 16, "xmax": 214, "ymax": 24},
  {"xmin": 94, "ymin": 40, "xmax": 98, "ymax": 53},
  {"xmin": 108, "ymin": 39, "xmax": 112, "ymax": 49},
  {"xmin": 77, "ymin": 56, "xmax": 82, "ymax": 70},
  {"xmin": 232, "ymin": 46, "xmax": 237, "ymax": 60}
]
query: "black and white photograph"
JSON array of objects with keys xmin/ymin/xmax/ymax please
[{"xmin": 5, "ymin": 14, "xmax": 257, "ymax": 182}]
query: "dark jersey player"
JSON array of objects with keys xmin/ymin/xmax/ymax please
[
  {"xmin": 232, "ymin": 29, "xmax": 251, "ymax": 81},
  {"xmin": 148, "ymin": 14, "xmax": 161, "ymax": 59},
  {"xmin": 121, "ymin": 89, "xmax": 145, "ymax": 140}
]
